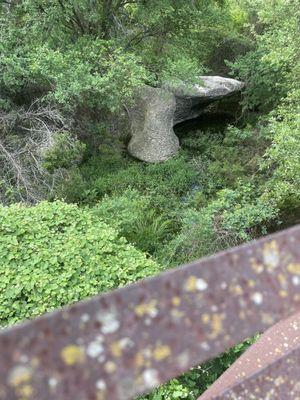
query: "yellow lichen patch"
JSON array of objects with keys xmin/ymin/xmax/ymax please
[
  {"xmin": 201, "ymin": 314, "xmax": 210, "ymax": 324},
  {"xmin": 153, "ymin": 345, "xmax": 171, "ymax": 361},
  {"xmin": 250, "ymin": 258, "xmax": 264, "ymax": 274},
  {"xmin": 134, "ymin": 300, "xmax": 158, "ymax": 317},
  {"xmin": 8, "ymin": 366, "xmax": 32, "ymax": 387},
  {"xmin": 110, "ymin": 342, "xmax": 122, "ymax": 358},
  {"xmin": 60, "ymin": 345, "xmax": 85, "ymax": 366},
  {"xmin": 263, "ymin": 240, "xmax": 279, "ymax": 269},
  {"xmin": 18, "ymin": 384, "xmax": 33, "ymax": 398},
  {"xmin": 278, "ymin": 273, "xmax": 287, "ymax": 286},
  {"xmin": 104, "ymin": 361, "xmax": 116, "ymax": 374},
  {"xmin": 171, "ymin": 309, "xmax": 184, "ymax": 318},
  {"xmin": 247, "ymin": 279, "xmax": 256, "ymax": 288},
  {"xmin": 230, "ymin": 284, "xmax": 243, "ymax": 296},
  {"xmin": 279, "ymin": 290, "xmax": 288, "ymax": 298},
  {"xmin": 274, "ymin": 376, "xmax": 285, "ymax": 387},
  {"xmin": 184, "ymin": 276, "xmax": 198, "ymax": 292},
  {"xmin": 209, "ymin": 314, "xmax": 223, "ymax": 339},
  {"xmin": 134, "ymin": 351, "xmax": 145, "ymax": 368},
  {"xmin": 30, "ymin": 358, "xmax": 39, "ymax": 368},
  {"xmin": 288, "ymin": 263, "xmax": 300, "ymax": 275},
  {"xmin": 172, "ymin": 297, "xmax": 181, "ymax": 307}
]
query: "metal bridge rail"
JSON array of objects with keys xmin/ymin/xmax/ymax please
[{"xmin": 0, "ymin": 225, "xmax": 300, "ymax": 400}]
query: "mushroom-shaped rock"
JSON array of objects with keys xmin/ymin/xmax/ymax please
[
  {"xmin": 128, "ymin": 86, "xmax": 179, "ymax": 163},
  {"xmin": 128, "ymin": 76, "xmax": 244, "ymax": 163}
]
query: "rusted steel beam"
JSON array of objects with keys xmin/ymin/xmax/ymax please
[
  {"xmin": 209, "ymin": 338, "xmax": 300, "ymax": 399},
  {"xmin": 0, "ymin": 225, "xmax": 300, "ymax": 400},
  {"xmin": 199, "ymin": 311, "xmax": 300, "ymax": 399}
]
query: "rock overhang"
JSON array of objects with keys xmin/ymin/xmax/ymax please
[{"xmin": 128, "ymin": 76, "xmax": 244, "ymax": 163}]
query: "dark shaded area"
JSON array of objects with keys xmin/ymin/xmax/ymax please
[{"xmin": 174, "ymin": 112, "xmax": 236, "ymax": 136}]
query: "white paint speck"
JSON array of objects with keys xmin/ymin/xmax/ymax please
[
  {"xmin": 81, "ymin": 313, "xmax": 90, "ymax": 323},
  {"xmin": 251, "ymin": 292, "xmax": 263, "ymax": 305},
  {"xmin": 143, "ymin": 369, "xmax": 159, "ymax": 388},
  {"xmin": 119, "ymin": 337, "xmax": 134, "ymax": 349},
  {"xmin": 200, "ymin": 342, "xmax": 210, "ymax": 351},
  {"xmin": 196, "ymin": 278, "xmax": 208, "ymax": 291},
  {"xmin": 48, "ymin": 377, "xmax": 58, "ymax": 388},
  {"xmin": 97, "ymin": 311, "xmax": 120, "ymax": 334},
  {"xmin": 293, "ymin": 276, "xmax": 300, "ymax": 286},
  {"xmin": 95, "ymin": 379, "xmax": 106, "ymax": 391},
  {"xmin": 263, "ymin": 249, "xmax": 279, "ymax": 268},
  {"xmin": 86, "ymin": 341, "xmax": 104, "ymax": 358},
  {"xmin": 220, "ymin": 282, "xmax": 227, "ymax": 290}
]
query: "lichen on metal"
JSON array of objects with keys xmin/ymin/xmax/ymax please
[
  {"xmin": 0, "ymin": 225, "xmax": 299, "ymax": 400},
  {"xmin": 209, "ymin": 339, "xmax": 300, "ymax": 399},
  {"xmin": 199, "ymin": 310, "xmax": 300, "ymax": 399}
]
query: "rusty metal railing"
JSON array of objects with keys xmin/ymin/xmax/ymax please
[{"xmin": 0, "ymin": 225, "xmax": 300, "ymax": 399}]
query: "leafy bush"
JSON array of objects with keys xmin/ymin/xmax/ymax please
[
  {"xmin": 162, "ymin": 185, "xmax": 278, "ymax": 265},
  {"xmin": 42, "ymin": 131, "xmax": 86, "ymax": 173},
  {"xmin": 0, "ymin": 201, "xmax": 160, "ymax": 326},
  {"xmin": 261, "ymin": 91, "xmax": 300, "ymax": 212},
  {"xmin": 92, "ymin": 190, "xmax": 172, "ymax": 255},
  {"xmin": 60, "ymin": 153, "xmax": 199, "ymax": 209},
  {"xmin": 230, "ymin": 0, "xmax": 299, "ymax": 112},
  {"xmin": 29, "ymin": 39, "xmax": 151, "ymax": 112}
]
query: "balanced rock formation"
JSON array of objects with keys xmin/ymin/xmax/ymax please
[{"xmin": 128, "ymin": 76, "xmax": 244, "ymax": 163}]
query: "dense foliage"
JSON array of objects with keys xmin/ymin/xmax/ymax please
[
  {"xmin": 0, "ymin": 0, "xmax": 299, "ymax": 398},
  {"xmin": 0, "ymin": 201, "xmax": 160, "ymax": 326}
]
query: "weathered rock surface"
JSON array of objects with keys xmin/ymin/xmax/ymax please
[
  {"xmin": 128, "ymin": 76, "xmax": 244, "ymax": 163},
  {"xmin": 128, "ymin": 86, "xmax": 179, "ymax": 163},
  {"xmin": 164, "ymin": 76, "xmax": 244, "ymax": 124}
]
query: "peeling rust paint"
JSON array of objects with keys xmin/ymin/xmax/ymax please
[{"xmin": 0, "ymin": 225, "xmax": 299, "ymax": 399}]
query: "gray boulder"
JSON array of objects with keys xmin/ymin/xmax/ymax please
[
  {"xmin": 127, "ymin": 86, "xmax": 179, "ymax": 163},
  {"xmin": 128, "ymin": 76, "xmax": 243, "ymax": 163}
]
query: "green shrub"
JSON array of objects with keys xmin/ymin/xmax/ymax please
[
  {"xmin": 92, "ymin": 190, "xmax": 172, "ymax": 255},
  {"xmin": 260, "ymin": 90, "xmax": 300, "ymax": 214},
  {"xmin": 59, "ymin": 153, "xmax": 199, "ymax": 210},
  {"xmin": 42, "ymin": 132, "xmax": 86, "ymax": 173},
  {"xmin": 0, "ymin": 201, "xmax": 160, "ymax": 326},
  {"xmin": 91, "ymin": 155, "xmax": 198, "ymax": 200},
  {"xmin": 91, "ymin": 189, "xmax": 149, "ymax": 232},
  {"xmin": 162, "ymin": 185, "xmax": 278, "ymax": 265},
  {"xmin": 229, "ymin": 0, "xmax": 299, "ymax": 112}
]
